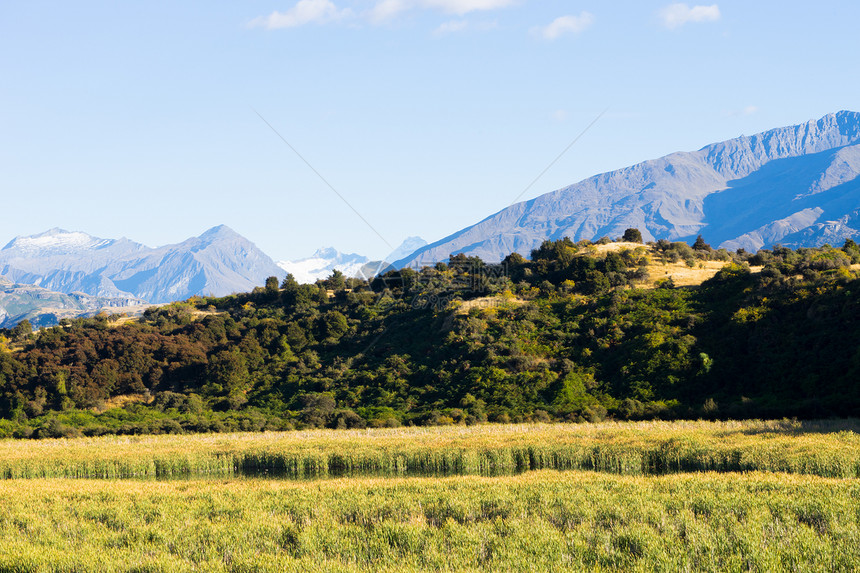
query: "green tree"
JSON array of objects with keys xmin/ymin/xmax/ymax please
[
  {"xmin": 315, "ymin": 285, "xmax": 329, "ymax": 304},
  {"xmin": 692, "ymin": 235, "xmax": 711, "ymax": 251},
  {"xmin": 286, "ymin": 322, "xmax": 308, "ymax": 351},
  {"xmin": 322, "ymin": 311, "xmax": 349, "ymax": 341},
  {"xmin": 842, "ymin": 238, "xmax": 860, "ymax": 264},
  {"xmin": 11, "ymin": 320, "xmax": 32, "ymax": 342},
  {"xmin": 300, "ymin": 393, "xmax": 336, "ymax": 428},
  {"xmin": 622, "ymin": 228, "xmax": 643, "ymax": 243},
  {"xmin": 326, "ymin": 270, "xmax": 346, "ymax": 290},
  {"xmin": 205, "ymin": 350, "xmax": 249, "ymax": 409},
  {"xmin": 280, "ymin": 273, "xmax": 299, "ymax": 290}
]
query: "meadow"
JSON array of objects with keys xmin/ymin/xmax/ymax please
[
  {"xmin": 1, "ymin": 420, "xmax": 858, "ymax": 572},
  {"xmin": 1, "ymin": 472, "xmax": 859, "ymax": 572},
  {"xmin": 0, "ymin": 419, "xmax": 857, "ymax": 480}
]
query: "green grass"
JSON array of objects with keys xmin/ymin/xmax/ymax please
[
  {"xmin": 0, "ymin": 471, "xmax": 858, "ymax": 572},
  {"xmin": 0, "ymin": 419, "xmax": 858, "ymax": 480}
]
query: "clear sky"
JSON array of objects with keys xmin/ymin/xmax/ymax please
[{"xmin": 2, "ymin": 1, "xmax": 858, "ymax": 261}]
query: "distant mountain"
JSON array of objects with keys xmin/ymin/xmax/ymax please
[
  {"xmin": 278, "ymin": 248, "xmax": 373, "ymax": 284},
  {"xmin": 0, "ymin": 276, "xmax": 149, "ymax": 329},
  {"xmin": 0, "ymin": 226, "xmax": 284, "ymax": 304},
  {"xmin": 278, "ymin": 237, "xmax": 427, "ymax": 284},
  {"xmin": 385, "ymin": 236, "xmax": 427, "ymax": 263},
  {"xmin": 395, "ymin": 111, "xmax": 860, "ymax": 267}
]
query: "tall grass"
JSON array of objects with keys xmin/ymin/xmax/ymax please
[
  {"xmin": 0, "ymin": 471, "xmax": 858, "ymax": 572},
  {"xmin": 0, "ymin": 419, "xmax": 857, "ymax": 480}
]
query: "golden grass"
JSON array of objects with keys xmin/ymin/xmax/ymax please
[
  {"xmin": 96, "ymin": 393, "xmax": 155, "ymax": 412},
  {"xmin": 643, "ymin": 259, "xmax": 728, "ymax": 287},
  {"xmin": 455, "ymin": 295, "xmax": 528, "ymax": 315},
  {"xmin": 0, "ymin": 419, "xmax": 857, "ymax": 480}
]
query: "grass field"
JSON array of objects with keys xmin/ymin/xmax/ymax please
[
  {"xmin": 1, "ymin": 472, "xmax": 858, "ymax": 572},
  {"xmin": 1, "ymin": 420, "xmax": 858, "ymax": 572},
  {"xmin": 0, "ymin": 419, "xmax": 857, "ymax": 480}
]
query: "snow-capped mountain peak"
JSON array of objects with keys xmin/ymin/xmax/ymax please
[
  {"xmin": 278, "ymin": 237, "xmax": 428, "ymax": 284},
  {"xmin": 3, "ymin": 228, "xmax": 114, "ymax": 255},
  {"xmin": 277, "ymin": 248, "xmax": 370, "ymax": 284},
  {"xmin": 0, "ymin": 225, "xmax": 284, "ymax": 303}
]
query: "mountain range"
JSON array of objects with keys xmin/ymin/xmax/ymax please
[
  {"xmin": 277, "ymin": 237, "xmax": 427, "ymax": 284},
  {"xmin": 395, "ymin": 111, "xmax": 860, "ymax": 268},
  {"xmin": 0, "ymin": 225, "xmax": 284, "ymax": 305},
  {"xmin": 0, "ymin": 228, "xmax": 428, "ymax": 327},
  {"xmin": 6, "ymin": 111, "xmax": 860, "ymax": 327}
]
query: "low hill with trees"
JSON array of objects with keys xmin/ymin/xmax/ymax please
[{"xmin": 1, "ymin": 232, "xmax": 858, "ymax": 438}]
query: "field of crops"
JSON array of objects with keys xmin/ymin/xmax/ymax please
[{"xmin": 1, "ymin": 420, "xmax": 858, "ymax": 572}]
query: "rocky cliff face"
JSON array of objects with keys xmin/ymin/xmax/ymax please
[
  {"xmin": 396, "ymin": 111, "xmax": 860, "ymax": 267},
  {"xmin": 0, "ymin": 226, "xmax": 284, "ymax": 304}
]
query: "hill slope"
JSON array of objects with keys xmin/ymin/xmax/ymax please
[
  {"xmin": 397, "ymin": 111, "xmax": 860, "ymax": 267},
  {"xmin": 1, "ymin": 238, "xmax": 859, "ymax": 437}
]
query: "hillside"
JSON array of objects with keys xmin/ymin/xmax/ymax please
[
  {"xmin": 397, "ymin": 111, "xmax": 860, "ymax": 268},
  {"xmin": 0, "ymin": 235, "xmax": 858, "ymax": 438}
]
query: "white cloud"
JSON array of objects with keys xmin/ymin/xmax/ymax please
[
  {"xmin": 253, "ymin": 0, "xmax": 515, "ymax": 30},
  {"xmin": 434, "ymin": 19, "xmax": 469, "ymax": 34},
  {"xmin": 370, "ymin": 0, "xmax": 515, "ymax": 22},
  {"xmin": 251, "ymin": 0, "xmax": 352, "ymax": 29},
  {"xmin": 369, "ymin": 0, "xmax": 408, "ymax": 22},
  {"xmin": 421, "ymin": 0, "xmax": 517, "ymax": 15},
  {"xmin": 433, "ymin": 19, "xmax": 497, "ymax": 34},
  {"xmin": 533, "ymin": 12, "xmax": 594, "ymax": 40},
  {"xmin": 659, "ymin": 4, "xmax": 721, "ymax": 29},
  {"xmin": 552, "ymin": 109, "xmax": 569, "ymax": 122}
]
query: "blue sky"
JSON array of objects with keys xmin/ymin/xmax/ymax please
[{"xmin": 2, "ymin": 1, "xmax": 858, "ymax": 261}]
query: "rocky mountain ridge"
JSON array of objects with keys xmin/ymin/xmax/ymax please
[
  {"xmin": 0, "ymin": 226, "xmax": 284, "ymax": 304},
  {"xmin": 0, "ymin": 276, "xmax": 149, "ymax": 329},
  {"xmin": 395, "ymin": 111, "xmax": 860, "ymax": 267}
]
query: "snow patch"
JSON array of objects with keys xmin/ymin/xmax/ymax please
[
  {"xmin": 277, "ymin": 250, "xmax": 371, "ymax": 284},
  {"xmin": 5, "ymin": 229, "xmax": 112, "ymax": 255}
]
